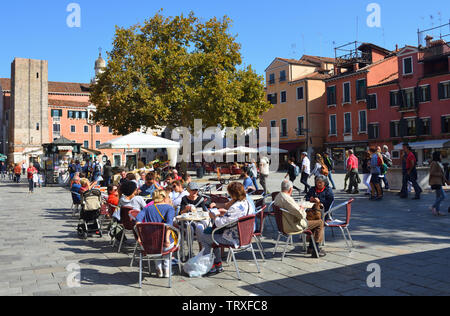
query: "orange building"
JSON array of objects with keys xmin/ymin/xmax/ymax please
[
  {"xmin": 0, "ymin": 54, "xmax": 136, "ymax": 167},
  {"xmin": 261, "ymin": 55, "xmax": 335, "ymax": 161}
]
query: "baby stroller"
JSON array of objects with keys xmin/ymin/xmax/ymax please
[{"xmin": 77, "ymin": 189, "xmax": 103, "ymax": 239}]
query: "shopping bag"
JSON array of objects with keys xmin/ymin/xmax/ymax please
[{"xmin": 183, "ymin": 249, "xmax": 214, "ymax": 278}]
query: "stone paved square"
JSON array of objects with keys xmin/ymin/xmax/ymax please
[{"xmin": 0, "ymin": 172, "xmax": 449, "ymax": 296}]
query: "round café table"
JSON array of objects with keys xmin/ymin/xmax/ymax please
[{"xmin": 175, "ymin": 212, "xmax": 211, "ymax": 261}]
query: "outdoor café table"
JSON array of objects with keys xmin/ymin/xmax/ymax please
[
  {"xmin": 209, "ymin": 190, "xmax": 228, "ymax": 196},
  {"xmin": 175, "ymin": 212, "xmax": 211, "ymax": 261},
  {"xmin": 250, "ymin": 195, "xmax": 264, "ymax": 201}
]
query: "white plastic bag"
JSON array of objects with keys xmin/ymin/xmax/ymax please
[{"xmin": 183, "ymin": 249, "xmax": 214, "ymax": 278}]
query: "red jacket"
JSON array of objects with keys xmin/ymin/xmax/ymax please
[{"xmin": 347, "ymin": 155, "xmax": 359, "ymax": 170}]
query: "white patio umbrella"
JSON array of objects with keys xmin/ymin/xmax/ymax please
[
  {"xmin": 258, "ymin": 146, "xmax": 288, "ymax": 154},
  {"xmin": 98, "ymin": 132, "xmax": 181, "ymax": 167},
  {"xmin": 228, "ymin": 146, "xmax": 258, "ymax": 155}
]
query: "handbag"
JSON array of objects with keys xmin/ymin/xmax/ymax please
[{"xmin": 155, "ymin": 204, "xmax": 178, "ymax": 245}]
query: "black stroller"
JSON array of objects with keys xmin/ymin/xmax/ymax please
[{"xmin": 77, "ymin": 189, "xmax": 103, "ymax": 239}]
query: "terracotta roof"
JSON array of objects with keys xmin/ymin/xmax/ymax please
[
  {"xmin": 48, "ymin": 81, "xmax": 90, "ymax": 94},
  {"xmin": 0, "ymin": 78, "xmax": 90, "ymax": 94},
  {"xmin": 0, "ymin": 78, "xmax": 11, "ymax": 91},
  {"xmin": 277, "ymin": 58, "xmax": 317, "ymax": 67},
  {"xmin": 301, "ymin": 55, "xmax": 336, "ymax": 64},
  {"xmin": 48, "ymin": 100, "xmax": 90, "ymax": 108},
  {"xmin": 290, "ymin": 71, "xmax": 332, "ymax": 83}
]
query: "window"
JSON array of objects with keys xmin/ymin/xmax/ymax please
[
  {"xmin": 81, "ymin": 111, "xmax": 87, "ymax": 119},
  {"xmin": 359, "ymin": 111, "xmax": 367, "ymax": 133},
  {"xmin": 71, "ymin": 126, "xmax": 76, "ymax": 133},
  {"xmin": 51, "ymin": 109, "xmax": 62, "ymax": 117},
  {"xmin": 53, "ymin": 124, "xmax": 60, "ymax": 132},
  {"xmin": 269, "ymin": 74, "xmax": 275, "ymax": 85},
  {"xmin": 368, "ymin": 123, "xmax": 380, "ymax": 139},
  {"xmin": 367, "ymin": 94, "xmax": 377, "ymax": 109},
  {"xmin": 280, "ymin": 119, "xmax": 287, "ymax": 137},
  {"xmin": 280, "ymin": 91, "xmax": 287, "ymax": 103},
  {"xmin": 84, "ymin": 141, "xmax": 89, "ymax": 148},
  {"xmin": 68, "ymin": 111, "xmax": 73, "ymax": 119},
  {"xmin": 438, "ymin": 82, "xmax": 450, "ymax": 100},
  {"xmin": 96, "ymin": 126, "xmax": 101, "ymax": 133},
  {"xmin": 356, "ymin": 79, "xmax": 367, "ymax": 101},
  {"xmin": 390, "ymin": 91, "xmax": 401, "ymax": 107},
  {"xmin": 84, "ymin": 126, "xmax": 89, "ymax": 133},
  {"xmin": 267, "ymin": 93, "xmax": 277, "ymax": 105},
  {"xmin": 392, "ymin": 150, "xmax": 400, "ymax": 159},
  {"xmin": 403, "ymin": 88, "xmax": 416, "ymax": 109},
  {"xmin": 419, "ymin": 85, "xmax": 431, "ymax": 103},
  {"xmin": 36, "ymin": 73, "xmax": 39, "ymax": 79},
  {"xmin": 297, "ymin": 87, "xmax": 304, "ymax": 100},
  {"xmin": 270, "ymin": 120, "xmax": 276, "ymax": 137},
  {"xmin": 96, "ymin": 141, "xmax": 100, "ymax": 149},
  {"xmin": 407, "ymin": 119, "xmax": 416, "ymax": 136},
  {"xmin": 343, "ymin": 82, "xmax": 351, "ymax": 103},
  {"xmin": 279, "ymin": 70, "xmax": 286, "ymax": 82},
  {"xmin": 421, "ymin": 118, "xmax": 431, "ymax": 135},
  {"xmin": 327, "ymin": 86, "xmax": 336, "ymax": 106},
  {"xmin": 74, "ymin": 111, "xmax": 80, "ymax": 119},
  {"xmin": 390, "ymin": 121, "xmax": 400, "ymax": 138},
  {"xmin": 344, "ymin": 113, "xmax": 351, "ymax": 134},
  {"xmin": 441, "ymin": 116, "xmax": 450, "ymax": 134},
  {"xmin": 36, "ymin": 123, "xmax": 39, "ymax": 131},
  {"xmin": 297, "ymin": 116, "xmax": 304, "ymax": 136},
  {"xmin": 109, "ymin": 127, "xmax": 113, "ymax": 133},
  {"xmin": 329, "ymin": 115, "xmax": 337, "ymax": 135},
  {"xmin": 403, "ymin": 57, "xmax": 413, "ymax": 75}
]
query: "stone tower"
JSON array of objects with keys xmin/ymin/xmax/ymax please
[
  {"xmin": 92, "ymin": 49, "xmax": 106, "ymax": 83},
  {"xmin": 9, "ymin": 58, "xmax": 49, "ymax": 163}
]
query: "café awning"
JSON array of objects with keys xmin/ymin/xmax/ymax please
[{"xmin": 394, "ymin": 140, "xmax": 450, "ymax": 150}]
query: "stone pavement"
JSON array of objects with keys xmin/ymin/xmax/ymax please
[{"xmin": 0, "ymin": 172, "xmax": 449, "ymax": 296}]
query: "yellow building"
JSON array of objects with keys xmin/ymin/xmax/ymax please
[{"xmin": 261, "ymin": 55, "xmax": 334, "ymax": 161}]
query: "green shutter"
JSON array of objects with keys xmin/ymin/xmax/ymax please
[{"xmin": 438, "ymin": 83, "xmax": 444, "ymax": 100}]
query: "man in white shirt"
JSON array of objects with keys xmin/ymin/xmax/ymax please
[
  {"xmin": 259, "ymin": 156, "xmax": 270, "ymax": 194},
  {"xmin": 300, "ymin": 152, "xmax": 311, "ymax": 193}
]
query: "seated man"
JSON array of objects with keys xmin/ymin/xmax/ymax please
[
  {"xmin": 274, "ymin": 179, "xmax": 326, "ymax": 258},
  {"xmin": 305, "ymin": 175, "xmax": 334, "ymax": 221},
  {"xmin": 139, "ymin": 172, "xmax": 161, "ymax": 197},
  {"xmin": 242, "ymin": 169, "xmax": 256, "ymax": 193}
]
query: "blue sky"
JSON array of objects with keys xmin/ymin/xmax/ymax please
[{"xmin": 0, "ymin": 0, "xmax": 448, "ymax": 83}]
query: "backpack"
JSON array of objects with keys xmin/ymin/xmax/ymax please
[
  {"xmin": 321, "ymin": 165, "xmax": 329, "ymax": 177},
  {"xmin": 382, "ymin": 154, "xmax": 393, "ymax": 168},
  {"xmin": 82, "ymin": 190, "xmax": 102, "ymax": 211},
  {"xmin": 294, "ymin": 165, "xmax": 300, "ymax": 177}
]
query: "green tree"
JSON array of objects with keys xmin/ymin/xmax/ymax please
[{"xmin": 90, "ymin": 11, "xmax": 271, "ymax": 135}]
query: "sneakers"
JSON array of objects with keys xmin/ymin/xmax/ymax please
[{"xmin": 208, "ymin": 262, "xmax": 224, "ymax": 275}]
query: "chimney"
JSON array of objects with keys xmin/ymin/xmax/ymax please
[
  {"xmin": 425, "ymin": 35, "xmax": 433, "ymax": 48},
  {"xmin": 353, "ymin": 63, "xmax": 360, "ymax": 71},
  {"xmin": 395, "ymin": 44, "xmax": 399, "ymax": 52}
]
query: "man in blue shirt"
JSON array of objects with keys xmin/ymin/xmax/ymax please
[
  {"xmin": 243, "ymin": 169, "xmax": 256, "ymax": 193},
  {"xmin": 139, "ymin": 172, "xmax": 161, "ymax": 197}
]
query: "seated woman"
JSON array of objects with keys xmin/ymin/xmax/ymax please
[
  {"xmin": 305, "ymin": 175, "xmax": 335, "ymax": 222},
  {"xmin": 198, "ymin": 182, "xmax": 255, "ymax": 275},
  {"xmin": 107, "ymin": 185, "xmax": 119, "ymax": 206},
  {"xmin": 169, "ymin": 180, "xmax": 189, "ymax": 214},
  {"xmin": 116, "ymin": 181, "xmax": 147, "ymax": 221},
  {"xmin": 136, "ymin": 189, "xmax": 176, "ymax": 278}
]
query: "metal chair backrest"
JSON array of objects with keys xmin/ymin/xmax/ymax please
[
  {"xmin": 210, "ymin": 194, "xmax": 230, "ymax": 204},
  {"xmin": 272, "ymin": 205, "xmax": 287, "ymax": 235},
  {"xmin": 237, "ymin": 215, "xmax": 256, "ymax": 247},
  {"xmin": 254, "ymin": 205, "xmax": 267, "ymax": 235},
  {"xmin": 344, "ymin": 199, "xmax": 354, "ymax": 226},
  {"xmin": 119, "ymin": 206, "xmax": 135, "ymax": 230},
  {"xmin": 135, "ymin": 222, "xmax": 165, "ymax": 255}
]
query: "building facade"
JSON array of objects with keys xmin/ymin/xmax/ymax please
[
  {"xmin": 367, "ymin": 36, "xmax": 450, "ymax": 166},
  {"xmin": 324, "ymin": 43, "xmax": 398, "ymax": 169},
  {"xmin": 0, "ymin": 54, "xmax": 138, "ymax": 166},
  {"xmin": 261, "ymin": 55, "xmax": 334, "ymax": 161}
]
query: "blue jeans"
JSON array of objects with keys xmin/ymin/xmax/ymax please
[
  {"xmin": 432, "ymin": 187, "xmax": 446, "ymax": 212},
  {"xmin": 198, "ymin": 230, "xmax": 234, "ymax": 264},
  {"xmin": 328, "ymin": 171, "xmax": 337, "ymax": 189},
  {"xmin": 251, "ymin": 177, "xmax": 259, "ymax": 191}
]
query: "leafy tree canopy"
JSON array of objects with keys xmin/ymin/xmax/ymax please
[{"xmin": 90, "ymin": 11, "xmax": 271, "ymax": 135}]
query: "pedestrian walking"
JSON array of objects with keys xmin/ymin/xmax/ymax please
[
  {"xmin": 400, "ymin": 144, "xmax": 422, "ymax": 200},
  {"xmin": 285, "ymin": 158, "xmax": 301, "ymax": 193},
  {"xmin": 27, "ymin": 163, "xmax": 37, "ymax": 193},
  {"xmin": 300, "ymin": 152, "xmax": 311, "ymax": 193},
  {"xmin": 369, "ymin": 147, "xmax": 383, "ymax": 200},
  {"xmin": 103, "ymin": 160, "xmax": 113, "ymax": 187},
  {"xmin": 381, "ymin": 145, "xmax": 392, "ymax": 190},
  {"xmin": 343, "ymin": 150, "xmax": 350, "ymax": 191},
  {"xmin": 259, "ymin": 156, "xmax": 270, "ymax": 195},
  {"xmin": 429, "ymin": 151, "xmax": 448, "ymax": 216},
  {"xmin": 362, "ymin": 151, "xmax": 372, "ymax": 195},
  {"xmin": 346, "ymin": 150, "xmax": 360, "ymax": 194},
  {"xmin": 14, "ymin": 163, "xmax": 21, "ymax": 183},
  {"xmin": 249, "ymin": 159, "xmax": 259, "ymax": 191},
  {"xmin": 0, "ymin": 162, "xmax": 6, "ymax": 180},
  {"xmin": 323, "ymin": 152, "xmax": 336, "ymax": 190}
]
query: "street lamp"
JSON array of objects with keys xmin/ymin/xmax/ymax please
[{"xmin": 86, "ymin": 104, "xmax": 97, "ymax": 152}]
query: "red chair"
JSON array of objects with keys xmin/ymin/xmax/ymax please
[
  {"xmin": 231, "ymin": 168, "xmax": 242, "ymax": 175},
  {"xmin": 272, "ymin": 205, "xmax": 319, "ymax": 261},
  {"xmin": 117, "ymin": 207, "xmax": 140, "ymax": 253},
  {"xmin": 212, "ymin": 215, "xmax": 260, "ymax": 280},
  {"xmin": 134, "ymin": 223, "xmax": 181, "ymax": 288},
  {"xmin": 220, "ymin": 167, "xmax": 231, "ymax": 175},
  {"xmin": 253, "ymin": 205, "xmax": 267, "ymax": 261},
  {"xmin": 324, "ymin": 199, "xmax": 355, "ymax": 252}
]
